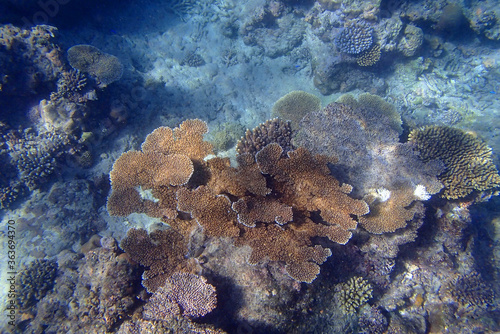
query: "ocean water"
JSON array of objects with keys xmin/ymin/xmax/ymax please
[{"xmin": 1, "ymin": 0, "xmax": 499, "ymax": 333}]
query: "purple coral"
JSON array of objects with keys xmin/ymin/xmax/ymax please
[{"xmin": 143, "ymin": 272, "xmax": 217, "ymax": 320}]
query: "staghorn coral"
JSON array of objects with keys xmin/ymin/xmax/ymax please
[
  {"xmin": 271, "ymin": 91, "xmax": 321, "ymax": 129},
  {"xmin": 236, "ymin": 118, "xmax": 294, "ymax": 157},
  {"xmin": 67, "ymin": 44, "xmax": 123, "ymax": 87},
  {"xmin": 356, "ymin": 44, "xmax": 381, "ymax": 67},
  {"xmin": 335, "ymin": 276, "xmax": 373, "ymax": 315},
  {"xmin": 120, "ymin": 228, "xmax": 194, "ymax": 293},
  {"xmin": 17, "ymin": 259, "xmax": 58, "ymax": 309},
  {"xmin": 335, "ymin": 20, "xmax": 374, "ymax": 55},
  {"xmin": 143, "ymin": 272, "xmax": 217, "ymax": 319},
  {"xmin": 50, "ymin": 69, "xmax": 94, "ymax": 104},
  {"xmin": 409, "ymin": 125, "xmax": 500, "ymax": 199}
]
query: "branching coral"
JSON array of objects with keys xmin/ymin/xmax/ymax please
[
  {"xmin": 236, "ymin": 118, "xmax": 294, "ymax": 157},
  {"xmin": 409, "ymin": 125, "xmax": 500, "ymax": 199},
  {"xmin": 109, "ymin": 119, "xmax": 369, "ymax": 283},
  {"xmin": 335, "ymin": 20, "xmax": 374, "ymax": 55},
  {"xmin": 335, "ymin": 276, "xmax": 373, "ymax": 314}
]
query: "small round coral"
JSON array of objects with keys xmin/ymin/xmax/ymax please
[
  {"xmin": 336, "ymin": 20, "xmax": 374, "ymax": 55},
  {"xmin": 335, "ymin": 276, "xmax": 373, "ymax": 314}
]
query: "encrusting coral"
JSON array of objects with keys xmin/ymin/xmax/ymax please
[
  {"xmin": 109, "ymin": 119, "xmax": 370, "ymax": 283},
  {"xmin": 409, "ymin": 125, "xmax": 500, "ymax": 199}
]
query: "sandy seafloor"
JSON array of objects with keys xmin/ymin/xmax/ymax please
[{"xmin": 1, "ymin": 0, "xmax": 500, "ymax": 333}]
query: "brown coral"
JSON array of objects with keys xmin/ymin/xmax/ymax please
[
  {"xmin": 359, "ymin": 184, "xmax": 420, "ymax": 234},
  {"xmin": 107, "ymin": 119, "xmax": 210, "ymax": 219},
  {"xmin": 409, "ymin": 126, "xmax": 500, "ymax": 199},
  {"xmin": 108, "ymin": 119, "xmax": 371, "ymax": 283},
  {"xmin": 232, "ymin": 197, "xmax": 293, "ymax": 227},
  {"xmin": 236, "ymin": 118, "xmax": 294, "ymax": 157},
  {"xmin": 141, "ymin": 119, "xmax": 213, "ymax": 162},
  {"xmin": 256, "ymin": 143, "xmax": 368, "ymax": 234},
  {"xmin": 143, "ymin": 272, "xmax": 217, "ymax": 319},
  {"xmin": 236, "ymin": 224, "xmax": 332, "ymax": 283},
  {"xmin": 176, "ymin": 186, "xmax": 240, "ymax": 238},
  {"xmin": 120, "ymin": 228, "xmax": 193, "ymax": 292},
  {"xmin": 357, "ymin": 44, "xmax": 381, "ymax": 66}
]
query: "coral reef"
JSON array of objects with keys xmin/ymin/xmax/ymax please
[
  {"xmin": 17, "ymin": 238, "xmax": 141, "ymax": 333},
  {"xmin": 271, "ymin": 90, "xmax": 321, "ymax": 129},
  {"xmin": 17, "ymin": 259, "xmax": 58, "ymax": 310},
  {"xmin": 120, "ymin": 228, "xmax": 197, "ymax": 293},
  {"xmin": 109, "ymin": 119, "xmax": 369, "ymax": 283},
  {"xmin": 335, "ymin": 276, "xmax": 373, "ymax": 314},
  {"xmin": 295, "ymin": 93, "xmax": 443, "ymax": 198},
  {"xmin": 67, "ymin": 44, "xmax": 123, "ymax": 87},
  {"xmin": 180, "ymin": 51, "xmax": 205, "ymax": 67},
  {"xmin": 441, "ymin": 272, "xmax": 495, "ymax": 310},
  {"xmin": 409, "ymin": 125, "xmax": 500, "ymax": 200},
  {"xmin": 0, "ymin": 24, "xmax": 64, "ymax": 100},
  {"xmin": 0, "ymin": 127, "xmax": 83, "ymax": 208},
  {"xmin": 143, "ymin": 272, "xmax": 217, "ymax": 319},
  {"xmin": 236, "ymin": 118, "xmax": 294, "ymax": 156},
  {"xmin": 397, "ymin": 24, "xmax": 424, "ymax": 57},
  {"xmin": 335, "ymin": 20, "xmax": 374, "ymax": 55},
  {"xmin": 356, "ymin": 44, "xmax": 381, "ymax": 66}
]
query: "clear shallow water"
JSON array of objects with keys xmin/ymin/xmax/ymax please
[{"xmin": 1, "ymin": 0, "xmax": 499, "ymax": 333}]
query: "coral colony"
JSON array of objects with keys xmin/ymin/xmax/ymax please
[{"xmin": 1, "ymin": 0, "xmax": 500, "ymax": 333}]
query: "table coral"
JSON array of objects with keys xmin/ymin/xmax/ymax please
[
  {"xmin": 409, "ymin": 125, "xmax": 500, "ymax": 199},
  {"xmin": 271, "ymin": 90, "xmax": 321, "ymax": 129},
  {"xmin": 143, "ymin": 272, "xmax": 217, "ymax": 319},
  {"xmin": 109, "ymin": 119, "xmax": 370, "ymax": 283},
  {"xmin": 120, "ymin": 228, "xmax": 195, "ymax": 293},
  {"xmin": 67, "ymin": 44, "xmax": 123, "ymax": 87}
]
